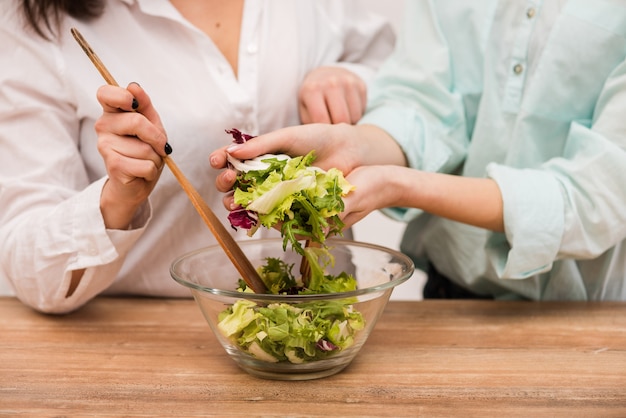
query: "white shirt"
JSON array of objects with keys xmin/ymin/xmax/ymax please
[
  {"xmin": 0, "ymin": 0, "xmax": 394, "ymax": 312},
  {"xmin": 361, "ymin": 0, "xmax": 626, "ymax": 300}
]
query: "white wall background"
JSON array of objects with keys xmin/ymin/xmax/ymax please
[{"xmin": 351, "ymin": 0, "xmax": 425, "ymax": 301}]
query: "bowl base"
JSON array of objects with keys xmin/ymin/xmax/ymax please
[{"xmin": 240, "ymin": 363, "xmax": 350, "ymax": 381}]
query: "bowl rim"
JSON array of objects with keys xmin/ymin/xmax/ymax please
[{"xmin": 170, "ymin": 238, "xmax": 415, "ymax": 301}]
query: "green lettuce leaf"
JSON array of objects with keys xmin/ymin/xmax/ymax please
[
  {"xmin": 230, "ymin": 150, "xmax": 354, "ymax": 255},
  {"xmin": 218, "ymin": 252, "xmax": 365, "ymax": 364}
]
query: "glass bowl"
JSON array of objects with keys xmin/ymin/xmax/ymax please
[{"xmin": 170, "ymin": 238, "xmax": 414, "ymax": 380}]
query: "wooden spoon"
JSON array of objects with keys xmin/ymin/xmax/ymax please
[{"xmin": 70, "ymin": 27, "xmax": 267, "ymax": 294}]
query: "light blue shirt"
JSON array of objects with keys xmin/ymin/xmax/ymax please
[{"xmin": 360, "ymin": 0, "xmax": 626, "ymax": 300}]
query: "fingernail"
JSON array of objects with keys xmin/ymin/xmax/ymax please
[
  {"xmin": 226, "ymin": 144, "xmax": 241, "ymax": 153},
  {"xmin": 130, "ymin": 81, "xmax": 141, "ymax": 87},
  {"xmin": 132, "ymin": 98, "xmax": 139, "ymax": 110},
  {"xmin": 164, "ymin": 142, "xmax": 173, "ymax": 155}
]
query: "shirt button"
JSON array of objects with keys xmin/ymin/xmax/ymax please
[
  {"xmin": 513, "ymin": 64, "xmax": 524, "ymax": 75},
  {"xmin": 526, "ymin": 8, "xmax": 536, "ymax": 18},
  {"xmin": 246, "ymin": 43, "xmax": 258, "ymax": 54}
]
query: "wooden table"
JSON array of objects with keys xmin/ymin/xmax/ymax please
[{"xmin": 1, "ymin": 297, "xmax": 625, "ymax": 417}]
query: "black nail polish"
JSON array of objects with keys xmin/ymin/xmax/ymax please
[
  {"xmin": 131, "ymin": 98, "xmax": 139, "ymax": 110},
  {"xmin": 164, "ymin": 142, "xmax": 173, "ymax": 155}
]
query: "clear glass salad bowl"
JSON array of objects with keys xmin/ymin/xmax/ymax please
[{"xmin": 170, "ymin": 238, "xmax": 414, "ymax": 380}]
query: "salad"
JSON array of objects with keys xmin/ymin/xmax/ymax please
[
  {"xmin": 225, "ymin": 128, "xmax": 354, "ymax": 255},
  {"xmin": 217, "ymin": 249, "xmax": 365, "ymax": 363},
  {"xmin": 217, "ymin": 129, "xmax": 364, "ymax": 363}
]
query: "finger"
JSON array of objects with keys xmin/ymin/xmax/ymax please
[
  {"xmin": 323, "ymin": 86, "xmax": 352, "ymax": 125},
  {"xmin": 209, "ymin": 145, "xmax": 230, "ymax": 169},
  {"xmin": 298, "ymin": 102, "xmax": 312, "ymax": 125},
  {"xmin": 97, "ymin": 83, "xmax": 170, "ymax": 156},
  {"xmin": 325, "ymin": 76, "xmax": 367, "ymax": 124},
  {"xmin": 337, "ymin": 195, "xmax": 367, "ymax": 230},
  {"xmin": 98, "ymin": 134, "xmax": 163, "ymax": 181},
  {"xmin": 113, "ymin": 137, "xmax": 164, "ymax": 176},
  {"xmin": 215, "ymin": 168, "xmax": 238, "ymax": 193},
  {"xmin": 298, "ymin": 89, "xmax": 331, "ymax": 124},
  {"xmin": 344, "ymin": 82, "xmax": 367, "ymax": 124},
  {"xmin": 95, "ymin": 110, "xmax": 166, "ymax": 153},
  {"xmin": 126, "ymin": 83, "xmax": 164, "ymax": 128},
  {"xmin": 119, "ymin": 156, "xmax": 163, "ymax": 183},
  {"xmin": 338, "ymin": 212, "xmax": 362, "ymax": 230},
  {"xmin": 222, "ymin": 192, "xmax": 237, "ymax": 211},
  {"xmin": 95, "ymin": 112, "xmax": 169, "ymax": 163},
  {"xmin": 102, "ymin": 147, "xmax": 163, "ymax": 185},
  {"xmin": 96, "ymin": 85, "xmax": 137, "ymax": 113},
  {"xmin": 126, "ymin": 83, "xmax": 171, "ymax": 157},
  {"xmin": 225, "ymin": 125, "xmax": 314, "ymax": 161}
]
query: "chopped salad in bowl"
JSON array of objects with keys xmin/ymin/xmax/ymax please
[{"xmin": 169, "ymin": 130, "xmax": 414, "ymax": 380}]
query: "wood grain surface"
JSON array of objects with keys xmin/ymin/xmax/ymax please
[{"xmin": 1, "ymin": 297, "xmax": 625, "ymax": 417}]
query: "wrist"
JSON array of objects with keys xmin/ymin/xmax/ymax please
[
  {"xmin": 354, "ymin": 124, "xmax": 407, "ymax": 167},
  {"xmin": 100, "ymin": 180, "xmax": 143, "ymax": 230}
]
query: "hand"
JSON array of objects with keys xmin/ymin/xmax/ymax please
[
  {"xmin": 95, "ymin": 82, "xmax": 170, "ymax": 229},
  {"xmin": 209, "ymin": 124, "xmax": 406, "ymax": 212},
  {"xmin": 339, "ymin": 165, "xmax": 400, "ymax": 228},
  {"xmin": 210, "ymin": 124, "xmax": 361, "ymax": 207},
  {"xmin": 209, "ymin": 123, "xmax": 406, "ymax": 214},
  {"xmin": 298, "ymin": 66, "xmax": 367, "ymax": 124}
]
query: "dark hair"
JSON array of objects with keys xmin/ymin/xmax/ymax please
[{"xmin": 21, "ymin": 0, "xmax": 105, "ymax": 39}]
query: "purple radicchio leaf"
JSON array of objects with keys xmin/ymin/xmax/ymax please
[
  {"xmin": 225, "ymin": 128, "xmax": 259, "ymax": 230},
  {"xmin": 227, "ymin": 208, "xmax": 258, "ymax": 231},
  {"xmin": 316, "ymin": 339, "xmax": 339, "ymax": 352},
  {"xmin": 225, "ymin": 128, "xmax": 256, "ymax": 170},
  {"xmin": 225, "ymin": 128, "xmax": 255, "ymax": 144}
]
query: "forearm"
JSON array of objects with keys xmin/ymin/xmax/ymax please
[{"xmin": 390, "ymin": 167, "xmax": 504, "ymax": 232}]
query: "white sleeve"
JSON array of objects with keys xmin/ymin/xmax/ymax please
[
  {"xmin": 313, "ymin": 0, "xmax": 397, "ymax": 83},
  {"xmin": 0, "ymin": 7, "xmax": 149, "ymax": 313},
  {"xmin": 0, "ymin": 176, "xmax": 151, "ymax": 313}
]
